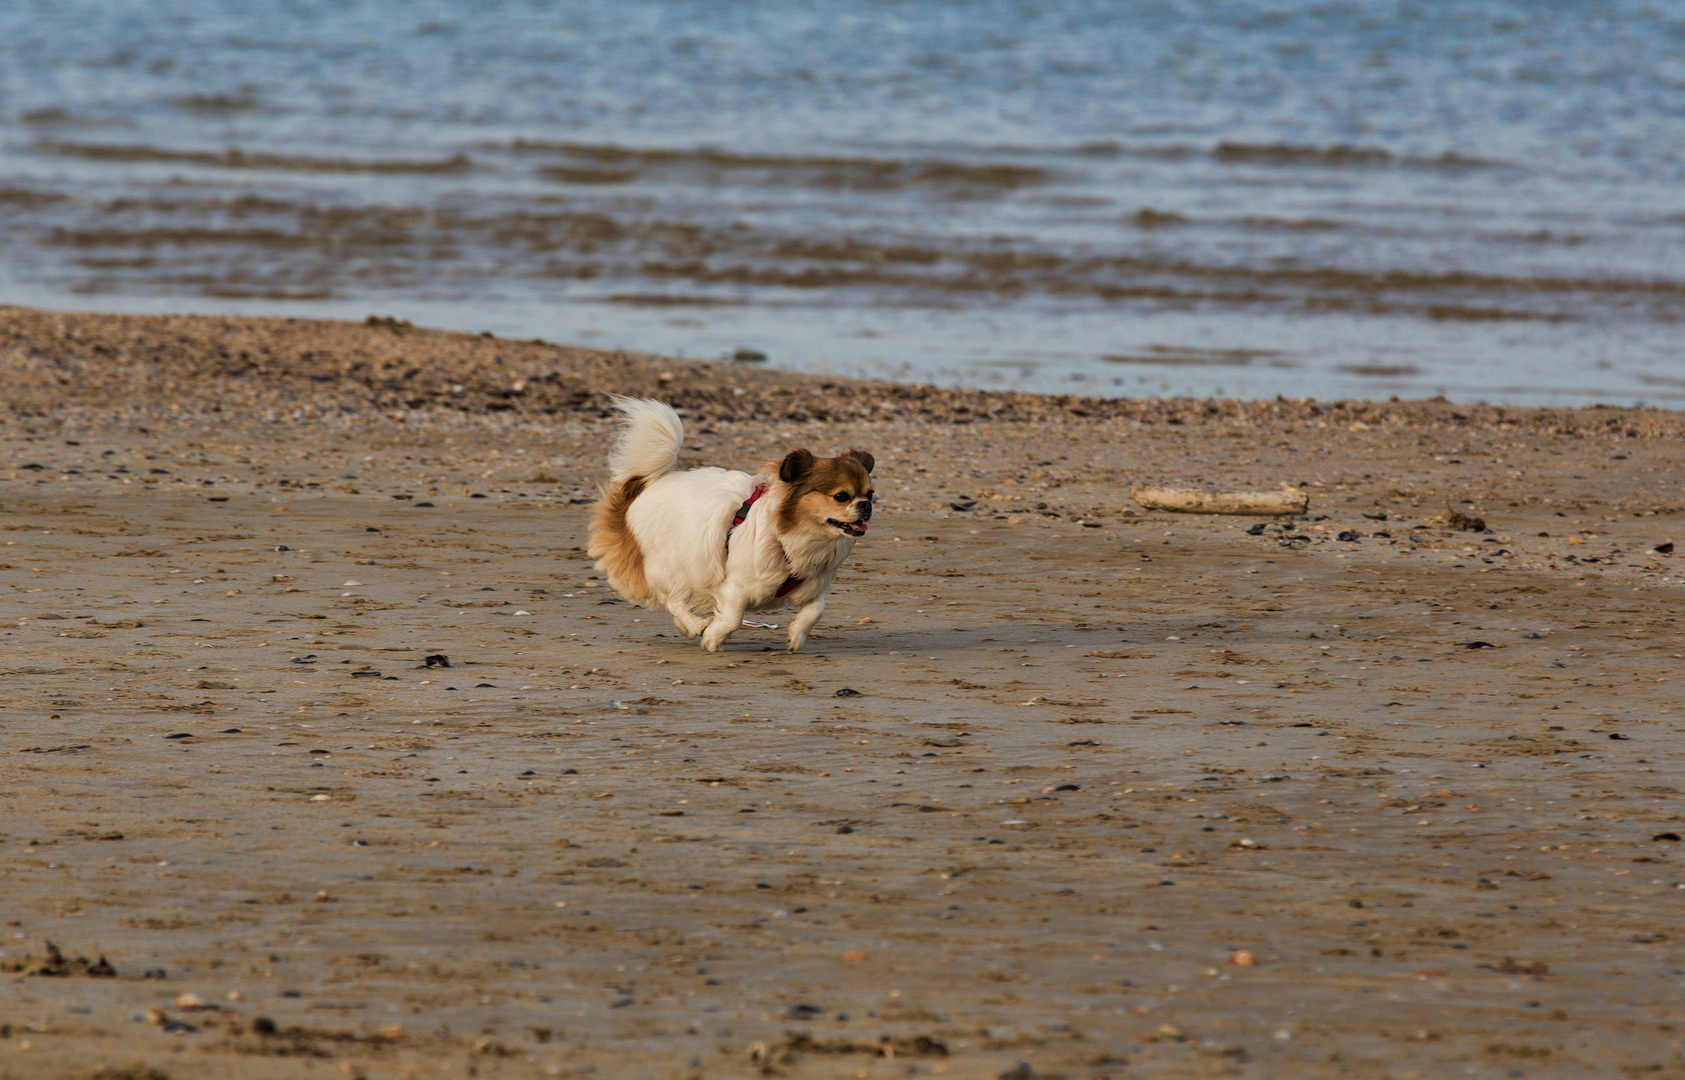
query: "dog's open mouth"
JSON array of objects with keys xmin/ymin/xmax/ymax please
[{"xmin": 827, "ymin": 518, "xmax": 868, "ymax": 536}]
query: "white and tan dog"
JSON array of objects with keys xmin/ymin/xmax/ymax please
[{"xmin": 587, "ymin": 397, "xmax": 874, "ymax": 652}]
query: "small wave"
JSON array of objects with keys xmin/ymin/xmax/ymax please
[
  {"xmin": 1338, "ymin": 364, "xmax": 1420, "ymax": 377},
  {"xmin": 1104, "ymin": 345, "xmax": 1276, "ymax": 366},
  {"xmin": 103, "ymin": 194, "xmax": 299, "ymax": 215},
  {"xmin": 537, "ymin": 166, "xmax": 638, "ymax": 185},
  {"xmin": 1050, "ymin": 139, "xmax": 1505, "ymax": 171},
  {"xmin": 202, "ymin": 285, "xmax": 333, "ymax": 300},
  {"xmin": 1128, "ymin": 208, "xmax": 1188, "ymax": 228},
  {"xmin": 603, "ymin": 293, "xmax": 746, "ymax": 307},
  {"xmin": 43, "ymin": 142, "xmax": 472, "ymax": 174},
  {"xmin": 0, "ymin": 187, "xmax": 68, "ymax": 208},
  {"xmin": 1424, "ymin": 304, "xmax": 1560, "ymax": 323},
  {"xmin": 20, "ymin": 107, "xmax": 73, "ymax": 125},
  {"xmin": 1212, "ymin": 142, "xmax": 1506, "ymax": 171},
  {"xmin": 1239, "ymin": 215, "xmax": 1344, "ymax": 231},
  {"xmin": 771, "ymin": 238, "xmax": 942, "ymax": 265},
  {"xmin": 47, "ymin": 226, "xmax": 315, "ymax": 249},
  {"xmin": 171, "ymin": 93, "xmax": 264, "ymax": 113},
  {"xmin": 1215, "ymin": 142, "xmax": 1393, "ymax": 166},
  {"xmin": 517, "ymin": 141, "xmax": 1049, "ymax": 192}
]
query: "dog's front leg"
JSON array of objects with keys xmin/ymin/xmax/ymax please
[
  {"xmin": 785, "ymin": 595, "xmax": 826, "ymax": 652},
  {"xmin": 700, "ymin": 595, "xmax": 745, "ymax": 652}
]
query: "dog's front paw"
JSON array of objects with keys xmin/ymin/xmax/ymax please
[{"xmin": 785, "ymin": 634, "xmax": 806, "ymax": 653}]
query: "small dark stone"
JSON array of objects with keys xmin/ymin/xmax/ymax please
[
  {"xmin": 834, "ymin": 687, "xmax": 862, "ymax": 698},
  {"xmin": 249, "ymin": 1016, "xmax": 277, "ymax": 1035},
  {"xmin": 424, "ymin": 654, "xmax": 451, "ymax": 668},
  {"xmin": 1245, "ymin": 523, "xmax": 1265, "ymax": 535},
  {"xmin": 785, "ymin": 1003, "xmax": 824, "ymax": 1019},
  {"xmin": 413, "ymin": 501, "xmax": 435, "ymax": 507},
  {"xmin": 163, "ymin": 732, "xmax": 194, "ymax": 740},
  {"xmin": 274, "ymin": 544, "xmax": 290, "ymax": 552},
  {"xmin": 836, "ymin": 825, "xmax": 854, "ymax": 834},
  {"xmin": 220, "ymin": 728, "xmax": 242, "ymax": 733},
  {"xmin": 1656, "ymin": 541, "xmax": 1675, "ymax": 554},
  {"xmin": 143, "ymin": 967, "xmax": 168, "ymax": 979},
  {"xmin": 1464, "ymin": 641, "xmax": 1496, "ymax": 650},
  {"xmin": 1608, "ymin": 732, "xmax": 1630, "ymax": 740},
  {"xmin": 732, "ymin": 347, "xmax": 768, "ymax": 363},
  {"xmin": 1652, "ymin": 832, "xmax": 1681, "ymax": 842},
  {"xmin": 1337, "ymin": 530, "xmax": 1360, "ymax": 542}
]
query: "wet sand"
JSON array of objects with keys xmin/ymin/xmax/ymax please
[{"xmin": 2, "ymin": 308, "xmax": 1683, "ymax": 1080}]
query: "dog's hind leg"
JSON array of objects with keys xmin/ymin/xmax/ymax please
[
  {"xmin": 700, "ymin": 596, "xmax": 745, "ymax": 653},
  {"xmin": 665, "ymin": 596, "xmax": 707, "ymax": 638}
]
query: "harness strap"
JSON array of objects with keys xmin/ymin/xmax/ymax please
[
  {"xmin": 729, "ymin": 484, "xmax": 767, "ymax": 538},
  {"xmin": 727, "ymin": 483, "xmax": 805, "ymax": 597}
]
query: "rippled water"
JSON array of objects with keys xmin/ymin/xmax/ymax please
[{"xmin": 3, "ymin": 0, "xmax": 1683, "ymax": 405}]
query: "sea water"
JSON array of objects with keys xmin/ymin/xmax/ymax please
[{"xmin": 2, "ymin": 0, "xmax": 1682, "ymax": 406}]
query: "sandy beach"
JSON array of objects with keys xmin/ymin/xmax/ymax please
[{"xmin": 2, "ymin": 307, "xmax": 1683, "ymax": 1079}]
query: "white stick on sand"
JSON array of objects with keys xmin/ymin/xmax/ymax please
[{"xmin": 1130, "ymin": 485, "xmax": 1309, "ymax": 516}]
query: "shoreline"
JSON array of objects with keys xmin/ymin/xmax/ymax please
[{"xmin": 5, "ymin": 305, "xmax": 1683, "ymax": 436}]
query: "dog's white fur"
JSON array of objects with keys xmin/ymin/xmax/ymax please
[{"xmin": 592, "ymin": 397, "xmax": 870, "ymax": 652}]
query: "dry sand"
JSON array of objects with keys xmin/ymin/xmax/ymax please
[{"xmin": 2, "ymin": 307, "xmax": 1683, "ymax": 1080}]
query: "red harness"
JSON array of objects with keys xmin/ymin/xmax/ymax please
[{"xmin": 727, "ymin": 484, "xmax": 804, "ymax": 598}]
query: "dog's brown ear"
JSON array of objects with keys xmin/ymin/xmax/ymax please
[
  {"xmin": 779, "ymin": 449, "xmax": 815, "ymax": 484},
  {"xmin": 842, "ymin": 448, "xmax": 875, "ymax": 474}
]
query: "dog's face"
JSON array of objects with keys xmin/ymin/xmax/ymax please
[{"xmin": 774, "ymin": 448, "xmax": 875, "ymax": 539}]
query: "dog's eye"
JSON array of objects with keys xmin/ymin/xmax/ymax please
[{"xmin": 832, "ymin": 492, "xmax": 849, "ymax": 503}]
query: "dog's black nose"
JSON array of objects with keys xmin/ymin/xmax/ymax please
[{"xmin": 856, "ymin": 500, "xmax": 873, "ymax": 520}]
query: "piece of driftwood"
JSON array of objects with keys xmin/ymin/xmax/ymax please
[{"xmin": 1130, "ymin": 485, "xmax": 1309, "ymax": 516}]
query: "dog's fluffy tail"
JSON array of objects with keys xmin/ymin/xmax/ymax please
[{"xmin": 606, "ymin": 396, "xmax": 684, "ymax": 484}]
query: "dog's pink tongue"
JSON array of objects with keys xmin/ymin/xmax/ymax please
[{"xmin": 854, "ymin": 521, "xmax": 869, "ymax": 534}]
